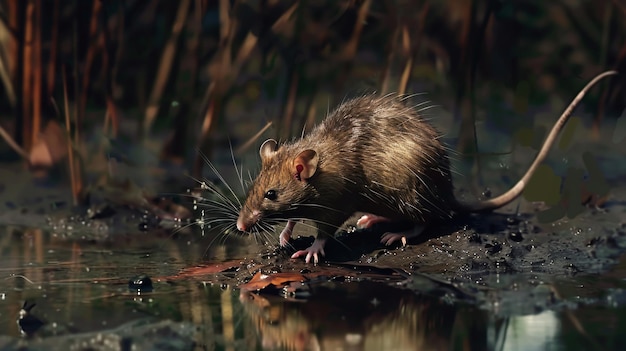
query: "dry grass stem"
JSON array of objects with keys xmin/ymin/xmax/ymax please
[{"xmin": 143, "ymin": 0, "xmax": 191, "ymax": 134}]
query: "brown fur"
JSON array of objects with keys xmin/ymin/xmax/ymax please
[{"xmin": 239, "ymin": 95, "xmax": 457, "ymax": 238}]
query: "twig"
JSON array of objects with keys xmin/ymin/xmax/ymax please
[
  {"xmin": 0, "ymin": 3, "xmax": 16, "ymax": 107},
  {"xmin": 0, "ymin": 44, "xmax": 16, "ymax": 106},
  {"xmin": 79, "ymin": 0, "xmax": 103, "ymax": 123},
  {"xmin": 0, "ymin": 3, "xmax": 19, "ymax": 39},
  {"xmin": 72, "ymin": 4, "xmax": 80, "ymax": 151},
  {"xmin": 380, "ymin": 24, "xmax": 400, "ymax": 95},
  {"xmin": 46, "ymin": 0, "xmax": 58, "ymax": 95},
  {"xmin": 0, "ymin": 125, "xmax": 28, "ymax": 159},
  {"xmin": 63, "ymin": 66, "xmax": 78, "ymax": 206},
  {"xmin": 194, "ymin": 2, "xmax": 298, "ymax": 176},
  {"xmin": 31, "ymin": 0, "xmax": 42, "ymax": 146},
  {"xmin": 143, "ymin": 0, "xmax": 191, "ymax": 134},
  {"xmin": 22, "ymin": 0, "xmax": 34, "ymax": 149},
  {"xmin": 398, "ymin": 2, "xmax": 429, "ymax": 95},
  {"xmin": 398, "ymin": 25, "xmax": 412, "ymax": 96},
  {"xmin": 280, "ymin": 70, "xmax": 299, "ymax": 140},
  {"xmin": 333, "ymin": 0, "xmax": 371, "ymax": 104},
  {"xmin": 340, "ymin": 0, "xmax": 372, "ymax": 60},
  {"xmin": 101, "ymin": 1, "xmax": 121, "ymax": 137},
  {"xmin": 592, "ymin": 3, "xmax": 622, "ymax": 137}
]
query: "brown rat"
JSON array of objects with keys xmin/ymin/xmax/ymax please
[{"xmin": 236, "ymin": 71, "xmax": 617, "ymax": 263}]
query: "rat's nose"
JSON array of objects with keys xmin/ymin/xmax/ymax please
[
  {"xmin": 237, "ymin": 210, "xmax": 260, "ymax": 232},
  {"xmin": 236, "ymin": 218, "xmax": 247, "ymax": 232}
]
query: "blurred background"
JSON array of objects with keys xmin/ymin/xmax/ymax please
[{"xmin": 0, "ymin": 0, "xmax": 623, "ymax": 206}]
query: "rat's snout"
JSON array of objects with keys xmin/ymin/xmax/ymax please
[
  {"xmin": 236, "ymin": 210, "xmax": 261, "ymax": 232},
  {"xmin": 236, "ymin": 217, "xmax": 247, "ymax": 232}
]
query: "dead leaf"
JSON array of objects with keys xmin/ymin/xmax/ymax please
[
  {"xmin": 169, "ymin": 260, "xmax": 243, "ymax": 280},
  {"xmin": 239, "ymin": 271, "xmax": 308, "ymax": 292}
]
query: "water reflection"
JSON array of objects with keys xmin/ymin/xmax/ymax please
[
  {"xmin": 239, "ymin": 281, "xmax": 494, "ymax": 351},
  {"xmin": 238, "ymin": 281, "xmax": 626, "ymax": 351},
  {"xmin": 501, "ymin": 311, "xmax": 559, "ymax": 351}
]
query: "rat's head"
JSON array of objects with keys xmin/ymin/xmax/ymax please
[{"xmin": 236, "ymin": 139, "xmax": 319, "ymax": 233}]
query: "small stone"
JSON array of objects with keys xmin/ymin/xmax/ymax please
[
  {"xmin": 509, "ymin": 231, "xmax": 524, "ymax": 242},
  {"xmin": 128, "ymin": 274, "xmax": 153, "ymax": 293}
]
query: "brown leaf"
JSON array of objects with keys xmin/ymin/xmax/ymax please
[{"xmin": 239, "ymin": 271, "xmax": 309, "ymax": 292}]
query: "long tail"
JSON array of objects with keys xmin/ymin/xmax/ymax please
[{"xmin": 461, "ymin": 70, "xmax": 618, "ymax": 212}]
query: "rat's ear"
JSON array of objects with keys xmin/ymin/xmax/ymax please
[
  {"xmin": 259, "ymin": 139, "xmax": 278, "ymax": 159},
  {"xmin": 293, "ymin": 149, "xmax": 318, "ymax": 181}
]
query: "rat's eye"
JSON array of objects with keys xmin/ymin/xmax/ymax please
[{"xmin": 264, "ymin": 190, "xmax": 277, "ymax": 201}]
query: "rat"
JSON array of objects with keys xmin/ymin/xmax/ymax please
[{"xmin": 236, "ymin": 71, "xmax": 617, "ymax": 263}]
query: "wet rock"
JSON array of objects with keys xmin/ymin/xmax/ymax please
[
  {"xmin": 468, "ymin": 232, "xmax": 482, "ymax": 244},
  {"xmin": 508, "ymin": 231, "xmax": 524, "ymax": 242},
  {"xmin": 17, "ymin": 301, "xmax": 45, "ymax": 337},
  {"xmin": 128, "ymin": 275, "xmax": 154, "ymax": 293},
  {"xmin": 485, "ymin": 241, "xmax": 503, "ymax": 255},
  {"xmin": 508, "ymin": 245, "xmax": 532, "ymax": 259}
]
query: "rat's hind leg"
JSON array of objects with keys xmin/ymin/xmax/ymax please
[
  {"xmin": 380, "ymin": 224, "xmax": 425, "ymax": 246},
  {"xmin": 356, "ymin": 214, "xmax": 392, "ymax": 228}
]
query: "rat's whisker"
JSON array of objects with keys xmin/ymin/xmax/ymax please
[
  {"xmin": 289, "ymin": 203, "xmax": 345, "ymax": 213},
  {"xmin": 198, "ymin": 152, "xmax": 243, "ymax": 208},
  {"xmin": 227, "ymin": 138, "xmax": 247, "ymax": 196}
]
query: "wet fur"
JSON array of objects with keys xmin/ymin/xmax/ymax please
[{"xmin": 240, "ymin": 95, "xmax": 457, "ymax": 238}]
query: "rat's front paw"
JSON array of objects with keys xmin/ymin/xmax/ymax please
[
  {"xmin": 279, "ymin": 220, "xmax": 296, "ymax": 247},
  {"xmin": 291, "ymin": 238, "xmax": 327, "ymax": 264}
]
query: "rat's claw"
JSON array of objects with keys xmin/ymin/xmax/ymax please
[
  {"xmin": 381, "ymin": 233, "xmax": 406, "ymax": 246},
  {"xmin": 380, "ymin": 225, "xmax": 425, "ymax": 246},
  {"xmin": 279, "ymin": 228, "xmax": 292, "ymax": 247},
  {"xmin": 291, "ymin": 238, "xmax": 326, "ymax": 264}
]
